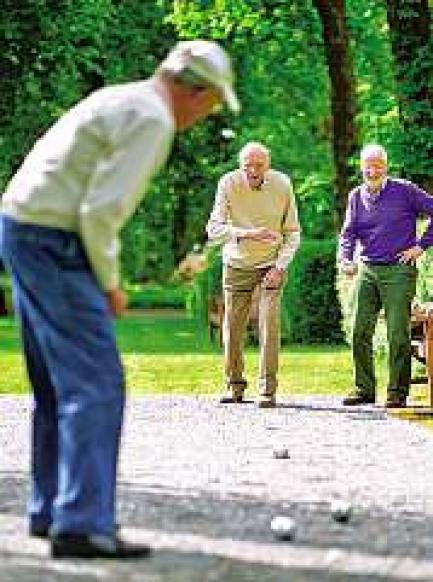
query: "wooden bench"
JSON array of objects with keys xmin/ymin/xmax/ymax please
[
  {"xmin": 207, "ymin": 295, "xmax": 224, "ymax": 346},
  {"xmin": 410, "ymin": 301, "xmax": 433, "ymax": 407}
]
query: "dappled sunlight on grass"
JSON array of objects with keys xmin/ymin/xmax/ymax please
[
  {"xmin": 0, "ymin": 311, "xmax": 388, "ymax": 398},
  {"xmin": 0, "ymin": 354, "xmax": 29, "ymax": 394}
]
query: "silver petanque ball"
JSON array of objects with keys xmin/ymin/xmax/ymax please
[
  {"xmin": 273, "ymin": 447, "xmax": 290, "ymax": 459},
  {"xmin": 270, "ymin": 516, "xmax": 296, "ymax": 540},
  {"xmin": 330, "ymin": 500, "xmax": 352, "ymax": 523}
]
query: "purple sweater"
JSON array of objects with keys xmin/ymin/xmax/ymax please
[{"xmin": 339, "ymin": 178, "xmax": 433, "ymax": 264}]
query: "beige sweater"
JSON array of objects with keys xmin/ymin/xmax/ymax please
[{"xmin": 206, "ymin": 169, "xmax": 300, "ymax": 270}]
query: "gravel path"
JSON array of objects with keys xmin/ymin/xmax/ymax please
[{"xmin": 1, "ymin": 395, "xmax": 433, "ymax": 581}]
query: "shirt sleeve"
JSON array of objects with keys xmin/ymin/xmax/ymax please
[
  {"xmin": 275, "ymin": 179, "xmax": 301, "ymax": 270},
  {"xmin": 338, "ymin": 188, "xmax": 359, "ymax": 262},
  {"xmin": 79, "ymin": 112, "xmax": 172, "ymax": 291},
  {"xmin": 411, "ymin": 183, "xmax": 433, "ymax": 250},
  {"xmin": 206, "ymin": 174, "xmax": 250, "ymax": 244}
]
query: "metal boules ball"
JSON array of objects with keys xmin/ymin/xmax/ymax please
[
  {"xmin": 273, "ymin": 447, "xmax": 290, "ymax": 459},
  {"xmin": 270, "ymin": 515, "xmax": 296, "ymax": 540},
  {"xmin": 330, "ymin": 500, "xmax": 352, "ymax": 523}
]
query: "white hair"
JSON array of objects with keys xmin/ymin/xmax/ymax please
[
  {"xmin": 360, "ymin": 144, "xmax": 388, "ymax": 164},
  {"xmin": 238, "ymin": 141, "xmax": 270, "ymax": 165}
]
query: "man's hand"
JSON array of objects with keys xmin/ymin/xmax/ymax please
[
  {"xmin": 339, "ymin": 261, "xmax": 358, "ymax": 277},
  {"xmin": 263, "ymin": 267, "xmax": 284, "ymax": 289},
  {"xmin": 242, "ymin": 227, "xmax": 279, "ymax": 242},
  {"xmin": 106, "ymin": 288, "xmax": 128, "ymax": 316},
  {"xmin": 397, "ymin": 245, "xmax": 423, "ymax": 265}
]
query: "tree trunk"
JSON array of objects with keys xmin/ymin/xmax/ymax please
[
  {"xmin": 312, "ymin": 0, "xmax": 359, "ymax": 227},
  {"xmin": 385, "ymin": 0, "xmax": 433, "ymax": 190}
]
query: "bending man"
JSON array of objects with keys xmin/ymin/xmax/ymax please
[
  {"xmin": 0, "ymin": 40, "xmax": 239, "ymax": 558},
  {"xmin": 207, "ymin": 142, "xmax": 300, "ymax": 408}
]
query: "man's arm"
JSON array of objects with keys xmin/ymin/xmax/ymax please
[
  {"xmin": 263, "ymin": 178, "xmax": 300, "ymax": 289},
  {"xmin": 398, "ymin": 183, "xmax": 433, "ymax": 264},
  {"xmin": 338, "ymin": 188, "xmax": 359, "ymax": 274},
  {"xmin": 274, "ymin": 179, "xmax": 301, "ymax": 272},
  {"xmin": 414, "ymin": 183, "xmax": 433, "ymax": 250},
  {"xmin": 79, "ymin": 114, "xmax": 172, "ymax": 296},
  {"xmin": 206, "ymin": 175, "xmax": 278, "ymax": 244}
]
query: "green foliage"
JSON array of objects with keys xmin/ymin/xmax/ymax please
[
  {"xmin": 282, "ymin": 239, "xmax": 344, "ymax": 344},
  {"xmin": 166, "ymin": 0, "xmax": 336, "ymax": 239},
  {"xmin": 385, "ymin": 0, "xmax": 433, "ymax": 187},
  {"xmin": 188, "ymin": 240, "xmax": 344, "ymax": 345},
  {"xmin": 1, "ymin": 0, "xmax": 431, "ymax": 288},
  {"xmin": 126, "ymin": 281, "xmax": 189, "ymax": 310},
  {"xmin": 348, "ymin": 0, "xmax": 401, "ymax": 163}
]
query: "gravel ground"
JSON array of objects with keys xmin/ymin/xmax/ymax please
[{"xmin": 1, "ymin": 394, "xmax": 433, "ymax": 581}]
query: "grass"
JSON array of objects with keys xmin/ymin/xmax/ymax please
[
  {"xmin": 1, "ymin": 311, "xmax": 387, "ymax": 398},
  {"xmin": 4, "ymin": 312, "xmax": 433, "ymax": 435}
]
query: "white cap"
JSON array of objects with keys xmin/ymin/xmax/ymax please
[{"xmin": 161, "ymin": 40, "xmax": 240, "ymax": 114}]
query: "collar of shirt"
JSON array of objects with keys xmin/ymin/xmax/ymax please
[
  {"xmin": 360, "ymin": 177, "xmax": 388, "ymax": 199},
  {"xmin": 241, "ymin": 170, "xmax": 271, "ymax": 191}
]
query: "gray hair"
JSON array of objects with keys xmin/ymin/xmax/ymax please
[
  {"xmin": 238, "ymin": 142, "xmax": 270, "ymax": 165},
  {"xmin": 360, "ymin": 144, "xmax": 388, "ymax": 164}
]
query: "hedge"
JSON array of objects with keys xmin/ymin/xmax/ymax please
[{"xmin": 189, "ymin": 239, "xmax": 344, "ymax": 345}]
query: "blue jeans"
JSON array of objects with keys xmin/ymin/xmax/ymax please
[{"xmin": 0, "ymin": 215, "xmax": 125, "ymax": 536}]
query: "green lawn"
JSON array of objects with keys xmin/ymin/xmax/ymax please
[{"xmin": 0, "ymin": 311, "xmax": 389, "ymax": 398}]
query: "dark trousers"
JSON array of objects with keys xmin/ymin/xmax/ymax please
[
  {"xmin": 0, "ymin": 215, "xmax": 124, "ymax": 536},
  {"xmin": 352, "ymin": 263, "xmax": 416, "ymax": 397}
]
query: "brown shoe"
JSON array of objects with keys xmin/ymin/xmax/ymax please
[
  {"xmin": 219, "ymin": 391, "xmax": 243, "ymax": 404},
  {"xmin": 342, "ymin": 391, "xmax": 375, "ymax": 406},
  {"xmin": 257, "ymin": 395, "xmax": 276, "ymax": 408},
  {"xmin": 219, "ymin": 381, "xmax": 246, "ymax": 404},
  {"xmin": 385, "ymin": 393, "xmax": 406, "ymax": 408}
]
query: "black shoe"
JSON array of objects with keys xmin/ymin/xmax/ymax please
[
  {"xmin": 30, "ymin": 522, "xmax": 120, "ymax": 539},
  {"xmin": 30, "ymin": 524, "xmax": 50, "ymax": 538},
  {"xmin": 342, "ymin": 392, "xmax": 375, "ymax": 406},
  {"xmin": 51, "ymin": 533, "xmax": 151, "ymax": 559}
]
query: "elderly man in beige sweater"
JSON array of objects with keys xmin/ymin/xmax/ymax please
[{"xmin": 207, "ymin": 142, "xmax": 300, "ymax": 407}]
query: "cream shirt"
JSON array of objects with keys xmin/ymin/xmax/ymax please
[
  {"xmin": 206, "ymin": 169, "xmax": 300, "ymax": 270},
  {"xmin": 2, "ymin": 79, "xmax": 175, "ymax": 290}
]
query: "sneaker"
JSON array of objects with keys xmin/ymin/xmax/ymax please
[
  {"xmin": 385, "ymin": 393, "xmax": 407, "ymax": 408},
  {"xmin": 51, "ymin": 533, "xmax": 151, "ymax": 559},
  {"xmin": 257, "ymin": 395, "xmax": 276, "ymax": 408},
  {"xmin": 342, "ymin": 391, "xmax": 375, "ymax": 406}
]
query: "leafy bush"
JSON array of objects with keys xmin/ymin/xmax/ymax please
[
  {"xmin": 187, "ymin": 246, "xmax": 223, "ymax": 337},
  {"xmin": 282, "ymin": 239, "xmax": 344, "ymax": 344},
  {"xmin": 189, "ymin": 240, "xmax": 344, "ymax": 345},
  {"xmin": 126, "ymin": 282, "xmax": 188, "ymax": 310}
]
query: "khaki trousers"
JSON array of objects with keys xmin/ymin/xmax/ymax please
[{"xmin": 223, "ymin": 265, "xmax": 283, "ymax": 396}]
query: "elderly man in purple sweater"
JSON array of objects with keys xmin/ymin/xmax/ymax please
[{"xmin": 338, "ymin": 144, "xmax": 433, "ymax": 408}]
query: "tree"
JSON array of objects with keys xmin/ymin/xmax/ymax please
[
  {"xmin": 385, "ymin": 0, "xmax": 433, "ymax": 189},
  {"xmin": 312, "ymin": 0, "xmax": 359, "ymax": 226}
]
